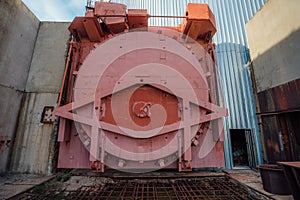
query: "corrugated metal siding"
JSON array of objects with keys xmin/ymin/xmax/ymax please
[{"xmin": 111, "ymin": 0, "xmax": 267, "ymax": 168}]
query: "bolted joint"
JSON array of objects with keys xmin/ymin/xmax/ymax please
[
  {"xmin": 118, "ymin": 159, "xmax": 126, "ymax": 168},
  {"xmin": 158, "ymin": 159, "xmax": 165, "ymax": 167}
]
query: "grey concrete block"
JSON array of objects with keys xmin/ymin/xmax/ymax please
[
  {"xmin": 10, "ymin": 92, "xmax": 59, "ymax": 174},
  {"xmin": 246, "ymin": 0, "xmax": 300, "ymax": 92},
  {"xmin": 0, "ymin": 0, "xmax": 40, "ymax": 91},
  {"xmin": 252, "ymin": 29, "xmax": 300, "ymax": 92},
  {"xmin": 26, "ymin": 22, "xmax": 70, "ymax": 93}
]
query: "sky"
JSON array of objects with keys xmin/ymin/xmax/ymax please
[{"xmin": 22, "ymin": 0, "xmax": 87, "ymax": 21}]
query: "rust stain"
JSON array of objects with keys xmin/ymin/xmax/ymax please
[
  {"xmin": 258, "ymin": 78, "xmax": 300, "ymax": 114},
  {"xmin": 0, "ymin": 136, "xmax": 11, "ymax": 152}
]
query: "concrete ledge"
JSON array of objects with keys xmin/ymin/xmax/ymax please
[{"xmin": 0, "ymin": 173, "xmax": 54, "ymax": 199}]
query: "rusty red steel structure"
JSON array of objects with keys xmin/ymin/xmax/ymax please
[{"xmin": 54, "ymin": 2, "xmax": 227, "ymax": 172}]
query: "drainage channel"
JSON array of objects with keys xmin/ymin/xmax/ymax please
[{"xmin": 12, "ymin": 176, "xmax": 271, "ymax": 200}]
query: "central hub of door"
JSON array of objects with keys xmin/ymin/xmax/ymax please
[{"xmin": 101, "ymin": 85, "xmax": 180, "ymax": 155}]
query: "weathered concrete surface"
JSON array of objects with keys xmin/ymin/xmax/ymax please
[
  {"xmin": 0, "ymin": 0, "xmax": 39, "ymax": 173},
  {"xmin": 0, "ymin": 173, "xmax": 53, "ymax": 199},
  {"xmin": 10, "ymin": 21, "xmax": 70, "ymax": 174},
  {"xmin": 246, "ymin": 0, "xmax": 300, "ymax": 92},
  {"xmin": 0, "ymin": 0, "xmax": 40, "ymax": 90},
  {"xmin": 0, "ymin": 86, "xmax": 23, "ymax": 173},
  {"xmin": 26, "ymin": 22, "xmax": 70, "ymax": 93},
  {"xmin": 10, "ymin": 93, "xmax": 59, "ymax": 174}
]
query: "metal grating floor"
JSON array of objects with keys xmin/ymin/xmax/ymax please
[{"xmin": 15, "ymin": 176, "xmax": 270, "ymax": 200}]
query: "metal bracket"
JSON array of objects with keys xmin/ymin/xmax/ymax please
[{"xmin": 41, "ymin": 106, "xmax": 55, "ymax": 123}]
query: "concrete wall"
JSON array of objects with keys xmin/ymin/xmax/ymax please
[
  {"xmin": 0, "ymin": 0, "xmax": 40, "ymax": 173},
  {"xmin": 10, "ymin": 93, "xmax": 59, "ymax": 174},
  {"xmin": 0, "ymin": 0, "xmax": 40, "ymax": 90},
  {"xmin": 0, "ymin": 0, "xmax": 70, "ymax": 174},
  {"xmin": 11, "ymin": 22, "xmax": 70, "ymax": 174},
  {"xmin": 26, "ymin": 22, "xmax": 70, "ymax": 93},
  {"xmin": 246, "ymin": 0, "xmax": 300, "ymax": 92}
]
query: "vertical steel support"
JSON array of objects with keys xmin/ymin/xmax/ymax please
[
  {"xmin": 180, "ymin": 100, "xmax": 192, "ymax": 171},
  {"xmin": 90, "ymin": 125, "xmax": 99, "ymax": 161},
  {"xmin": 90, "ymin": 124, "xmax": 105, "ymax": 172},
  {"xmin": 178, "ymin": 132, "xmax": 183, "ymax": 171},
  {"xmin": 100, "ymin": 130, "xmax": 105, "ymax": 165}
]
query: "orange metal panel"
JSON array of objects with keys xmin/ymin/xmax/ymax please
[
  {"xmin": 128, "ymin": 9, "xmax": 148, "ymax": 30},
  {"xmin": 182, "ymin": 3, "xmax": 216, "ymax": 41},
  {"xmin": 68, "ymin": 17, "xmax": 103, "ymax": 42},
  {"xmin": 83, "ymin": 19, "xmax": 103, "ymax": 41},
  {"xmin": 94, "ymin": 2, "xmax": 126, "ymax": 33}
]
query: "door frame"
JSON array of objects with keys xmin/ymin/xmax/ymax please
[{"xmin": 228, "ymin": 129, "xmax": 257, "ymax": 169}]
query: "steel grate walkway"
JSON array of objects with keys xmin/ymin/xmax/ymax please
[
  {"xmin": 15, "ymin": 176, "xmax": 270, "ymax": 200},
  {"xmin": 67, "ymin": 177, "xmax": 263, "ymax": 199}
]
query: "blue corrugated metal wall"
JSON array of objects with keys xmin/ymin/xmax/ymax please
[{"xmin": 111, "ymin": 0, "xmax": 267, "ymax": 168}]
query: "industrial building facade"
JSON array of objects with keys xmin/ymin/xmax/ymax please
[{"xmin": 0, "ymin": 0, "xmax": 299, "ymax": 175}]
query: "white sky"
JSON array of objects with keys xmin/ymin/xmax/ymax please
[{"xmin": 22, "ymin": 0, "xmax": 87, "ymax": 21}]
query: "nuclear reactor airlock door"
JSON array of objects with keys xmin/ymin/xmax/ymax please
[{"xmin": 55, "ymin": 30, "xmax": 227, "ymax": 172}]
